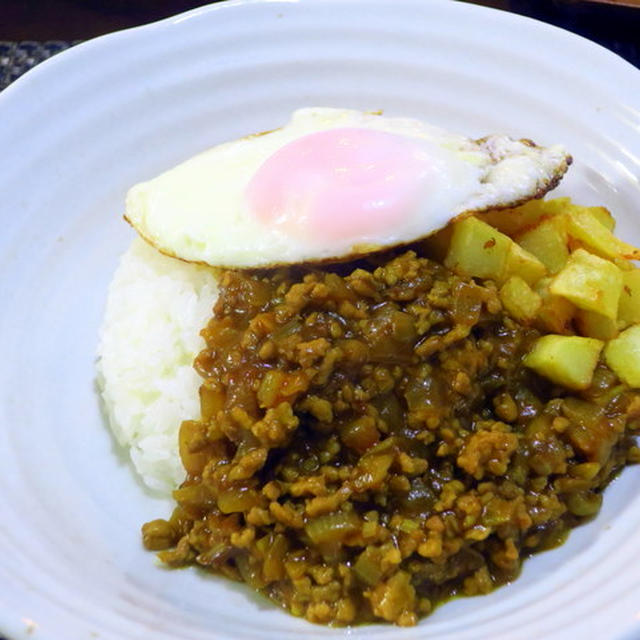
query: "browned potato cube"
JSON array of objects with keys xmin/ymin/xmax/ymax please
[
  {"xmin": 574, "ymin": 309, "xmax": 619, "ymax": 341},
  {"xmin": 587, "ymin": 206, "xmax": 615, "ymax": 231},
  {"xmin": 565, "ymin": 206, "xmax": 640, "ymax": 261},
  {"xmin": 534, "ymin": 277, "xmax": 575, "ymax": 334},
  {"xmin": 444, "ymin": 217, "xmax": 511, "ymax": 281},
  {"xmin": 445, "ymin": 217, "xmax": 546, "ymax": 285},
  {"xmin": 479, "ymin": 198, "xmax": 553, "ymax": 237},
  {"xmin": 524, "ymin": 335, "xmax": 604, "ymax": 390},
  {"xmin": 499, "ymin": 276, "xmax": 542, "ymax": 323},
  {"xmin": 516, "ymin": 216, "xmax": 569, "ymax": 274},
  {"xmin": 549, "ymin": 249, "xmax": 623, "ymax": 320},
  {"xmin": 618, "ymin": 269, "xmax": 640, "ymax": 328},
  {"xmin": 605, "ymin": 325, "xmax": 640, "ymax": 387}
]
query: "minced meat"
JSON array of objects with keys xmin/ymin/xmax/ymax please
[{"xmin": 142, "ymin": 249, "xmax": 640, "ymax": 626}]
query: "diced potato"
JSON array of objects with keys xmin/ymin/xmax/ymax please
[
  {"xmin": 445, "ymin": 217, "xmax": 546, "ymax": 285},
  {"xmin": 613, "ymin": 257, "xmax": 635, "ymax": 272},
  {"xmin": 574, "ymin": 309, "xmax": 619, "ymax": 340},
  {"xmin": 618, "ymin": 269, "xmax": 640, "ymax": 328},
  {"xmin": 587, "ymin": 205, "xmax": 615, "ymax": 232},
  {"xmin": 499, "ymin": 276, "xmax": 542, "ymax": 323},
  {"xmin": 534, "ymin": 277, "xmax": 575, "ymax": 334},
  {"xmin": 505, "ymin": 242, "xmax": 547, "ymax": 285},
  {"xmin": 445, "ymin": 217, "xmax": 510, "ymax": 281},
  {"xmin": 480, "ymin": 199, "xmax": 552, "ymax": 237},
  {"xmin": 482, "ymin": 198, "xmax": 615, "ymax": 238},
  {"xmin": 480, "ymin": 197, "xmax": 574, "ymax": 237},
  {"xmin": 527, "ymin": 197, "xmax": 572, "ymax": 218},
  {"xmin": 524, "ymin": 335, "xmax": 604, "ymax": 390},
  {"xmin": 604, "ymin": 325, "xmax": 640, "ymax": 388},
  {"xmin": 564, "ymin": 206, "xmax": 640, "ymax": 261},
  {"xmin": 549, "ymin": 249, "xmax": 623, "ymax": 320},
  {"xmin": 516, "ymin": 216, "xmax": 569, "ymax": 274}
]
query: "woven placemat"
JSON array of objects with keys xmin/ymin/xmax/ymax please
[{"xmin": 0, "ymin": 41, "xmax": 80, "ymax": 91}]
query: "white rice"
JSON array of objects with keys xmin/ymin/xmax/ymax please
[{"xmin": 96, "ymin": 237, "xmax": 219, "ymax": 494}]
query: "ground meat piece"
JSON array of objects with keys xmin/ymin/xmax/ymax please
[
  {"xmin": 367, "ymin": 570, "xmax": 417, "ymax": 626},
  {"xmin": 251, "ymin": 402, "xmax": 299, "ymax": 447},
  {"xmin": 457, "ymin": 425, "xmax": 519, "ymax": 479},
  {"xmin": 143, "ymin": 248, "xmax": 640, "ymax": 626}
]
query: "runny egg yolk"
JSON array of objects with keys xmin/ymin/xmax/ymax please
[{"xmin": 245, "ymin": 128, "xmax": 434, "ymax": 242}]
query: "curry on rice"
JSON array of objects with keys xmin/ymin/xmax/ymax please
[
  {"xmin": 93, "ymin": 109, "xmax": 639, "ymax": 627},
  {"xmin": 142, "ymin": 247, "xmax": 640, "ymax": 626}
]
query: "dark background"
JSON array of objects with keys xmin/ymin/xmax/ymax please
[
  {"xmin": 0, "ymin": 0, "xmax": 639, "ymax": 68},
  {"xmin": 1, "ymin": 0, "xmax": 212, "ymax": 40}
]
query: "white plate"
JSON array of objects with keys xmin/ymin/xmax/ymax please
[{"xmin": 1, "ymin": 1, "xmax": 640, "ymax": 638}]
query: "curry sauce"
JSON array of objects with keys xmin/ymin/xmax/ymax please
[{"xmin": 143, "ymin": 249, "xmax": 640, "ymax": 626}]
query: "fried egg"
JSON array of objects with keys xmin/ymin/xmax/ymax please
[{"xmin": 125, "ymin": 108, "xmax": 571, "ymax": 268}]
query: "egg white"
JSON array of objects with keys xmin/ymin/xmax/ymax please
[{"xmin": 125, "ymin": 108, "xmax": 571, "ymax": 268}]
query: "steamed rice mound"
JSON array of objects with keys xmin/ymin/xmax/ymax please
[{"xmin": 96, "ymin": 238, "xmax": 219, "ymax": 493}]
